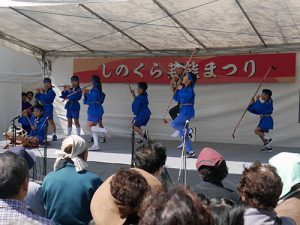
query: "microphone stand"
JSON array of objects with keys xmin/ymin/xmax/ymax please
[
  {"xmin": 178, "ymin": 123, "xmax": 189, "ymax": 187},
  {"xmin": 131, "ymin": 120, "xmax": 135, "ymax": 168},
  {"xmin": 40, "ymin": 117, "xmax": 49, "ymax": 177}
]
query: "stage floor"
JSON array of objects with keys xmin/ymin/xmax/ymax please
[{"xmin": 1, "ymin": 135, "xmax": 299, "ymax": 188}]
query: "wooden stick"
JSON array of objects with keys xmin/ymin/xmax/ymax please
[
  {"xmin": 163, "ymin": 48, "xmax": 200, "ymax": 124},
  {"xmin": 25, "ymin": 114, "xmax": 33, "ymax": 127},
  {"xmin": 232, "ymin": 65, "xmax": 277, "ymax": 139}
]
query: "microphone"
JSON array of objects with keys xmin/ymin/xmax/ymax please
[
  {"xmin": 184, "ymin": 120, "xmax": 190, "ymax": 129},
  {"xmin": 10, "ymin": 115, "xmax": 20, "ymax": 122}
]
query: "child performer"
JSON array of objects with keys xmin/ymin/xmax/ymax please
[
  {"xmin": 18, "ymin": 105, "xmax": 48, "ymax": 147},
  {"xmin": 21, "ymin": 92, "xmax": 32, "ymax": 133},
  {"xmin": 131, "ymin": 82, "xmax": 151, "ymax": 144},
  {"xmin": 170, "ymin": 63, "xmax": 196, "ymax": 146},
  {"xmin": 171, "ymin": 72, "xmax": 197, "ymax": 158},
  {"xmin": 83, "ymin": 75, "xmax": 110, "ymax": 151},
  {"xmin": 60, "ymin": 75, "xmax": 82, "ymax": 136},
  {"xmin": 248, "ymin": 89, "xmax": 274, "ymax": 152},
  {"xmin": 35, "ymin": 78, "xmax": 57, "ymax": 141}
]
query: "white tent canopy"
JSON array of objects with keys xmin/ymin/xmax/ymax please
[{"xmin": 1, "ymin": 0, "xmax": 300, "ymax": 57}]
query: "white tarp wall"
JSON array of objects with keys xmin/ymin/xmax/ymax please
[
  {"xmin": 0, "ymin": 46, "xmax": 43, "ymax": 136},
  {"xmin": 50, "ymin": 54, "xmax": 300, "ymax": 148}
]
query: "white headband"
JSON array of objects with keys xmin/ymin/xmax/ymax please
[
  {"xmin": 53, "ymin": 135, "xmax": 88, "ymax": 172},
  {"xmin": 174, "ymin": 62, "xmax": 185, "ymax": 69}
]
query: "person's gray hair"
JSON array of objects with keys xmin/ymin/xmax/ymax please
[{"xmin": 0, "ymin": 152, "xmax": 29, "ymax": 198}]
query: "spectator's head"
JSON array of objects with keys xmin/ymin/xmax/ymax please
[
  {"xmin": 43, "ymin": 77, "xmax": 52, "ymax": 89},
  {"xmin": 53, "ymin": 135, "xmax": 88, "ymax": 172},
  {"xmin": 209, "ymin": 198, "xmax": 244, "ymax": 225},
  {"xmin": 269, "ymin": 152, "xmax": 300, "ymax": 198},
  {"xmin": 139, "ymin": 186, "xmax": 214, "ymax": 225},
  {"xmin": 22, "ymin": 92, "xmax": 27, "ymax": 102},
  {"xmin": 26, "ymin": 91, "xmax": 34, "ymax": 101},
  {"xmin": 137, "ymin": 82, "xmax": 148, "ymax": 94},
  {"xmin": 0, "ymin": 152, "xmax": 29, "ymax": 200},
  {"xmin": 8, "ymin": 146, "xmax": 36, "ymax": 170},
  {"xmin": 238, "ymin": 161, "xmax": 282, "ymax": 209},
  {"xmin": 210, "ymin": 197, "xmax": 235, "ymax": 215},
  {"xmin": 196, "ymin": 147, "xmax": 228, "ymax": 183},
  {"xmin": 133, "ymin": 140, "xmax": 167, "ymax": 176},
  {"xmin": 110, "ymin": 168, "xmax": 150, "ymax": 209},
  {"xmin": 91, "ymin": 168, "xmax": 162, "ymax": 225}
]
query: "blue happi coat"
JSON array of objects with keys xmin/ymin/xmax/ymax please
[
  {"xmin": 248, "ymin": 99, "xmax": 274, "ymax": 132},
  {"xmin": 83, "ymin": 87, "xmax": 106, "ymax": 120},
  {"xmin": 35, "ymin": 88, "xmax": 56, "ymax": 113},
  {"xmin": 60, "ymin": 86, "xmax": 82, "ymax": 111},
  {"xmin": 132, "ymin": 92, "xmax": 151, "ymax": 118},
  {"xmin": 18, "ymin": 115, "xmax": 48, "ymax": 142},
  {"xmin": 173, "ymin": 86, "xmax": 195, "ymax": 118}
]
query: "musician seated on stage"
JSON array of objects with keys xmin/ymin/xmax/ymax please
[
  {"xmin": 18, "ymin": 105, "xmax": 48, "ymax": 147},
  {"xmin": 22, "ymin": 92, "xmax": 33, "ymax": 133}
]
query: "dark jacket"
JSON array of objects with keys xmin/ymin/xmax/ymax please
[{"xmin": 190, "ymin": 181, "xmax": 240, "ymax": 202}]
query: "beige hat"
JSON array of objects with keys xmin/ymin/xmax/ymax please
[{"xmin": 90, "ymin": 168, "xmax": 162, "ymax": 225}]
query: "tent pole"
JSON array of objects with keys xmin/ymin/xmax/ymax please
[
  {"xmin": 10, "ymin": 7, "xmax": 94, "ymax": 52},
  {"xmin": 235, "ymin": 0, "xmax": 267, "ymax": 47},
  {"xmin": 79, "ymin": 4, "xmax": 151, "ymax": 52},
  {"xmin": 153, "ymin": 0, "xmax": 207, "ymax": 50}
]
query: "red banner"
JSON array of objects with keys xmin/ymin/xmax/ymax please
[{"xmin": 73, "ymin": 53, "xmax": 296, "ymax": 84}]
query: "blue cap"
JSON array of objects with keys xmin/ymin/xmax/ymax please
[
  {"xmin": 262, "ymin": 89, "xmax": 272, "ymax": 97},
  {"xmin": 43, "ymin": 78, "xmax": 52, "ymax": 84},
  {"xmin": 71, "ymin": 75, "xmax": 79, "ymax": 82},
  {"xmin": 8, "ymin": 146, "xmax": 35, "ymax": 169},
  {"xmin": 187, "ymin": 72, "xmax": 196, "ymax": 86},
  {"xmin": 138, "ymin": 82, "xmax": 148, "ymax": 91}
]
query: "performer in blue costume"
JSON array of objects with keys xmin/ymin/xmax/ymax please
[
  {"xmin": 170, "ymin": 63, "xmax": 197, "ymax": 149},
  {"xmin": 35, "ymin": 78, "xmax": 57, "ymax": 141},
  {"xmin": 83, "ymin": 75, "xmax": 110, "ymax": 151},
  {"xmin": 131, "ymin": 82, "xmax": 151, "ymax": 144},
  {"xmin": 171, "ymin": 72, "xmax": 197, "ymax": 158},
  {"xmin": 18, "ymin": 105, "xmax": 48, "ymax": 147},
  {"xmin": 248, "ymin": 89, "xmax": 274, "ymax": 152},
  {"xmin": 60, "ymin": 75, "xmax": 82, "ymax": 136}
]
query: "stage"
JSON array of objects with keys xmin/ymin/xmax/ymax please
[{"xmin": 1, "ymin": 135, "xmax": 299, "ymax": 189}]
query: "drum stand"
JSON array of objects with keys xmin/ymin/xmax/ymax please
[{"xmin": 11, "ymin": 117, "xmax": 19, "ymax": 146}]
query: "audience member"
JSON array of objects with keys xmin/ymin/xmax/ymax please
[
  {"xmin": 91, "ymin": 140, "xmax": 166, "ymax": 225},
  {"xmin": 8, "ymin": 146, "xmax": 45, "ymax": 216},
  {"xmin": 269, "ymin": 152, "xmax": 300, "ymax": 224},
  {"xmin": 238, "ymin": 161, "xmax": 296, "ymax": 225},
  {"xmin": 209, "ymin": 198, "xmax": 244, "ymax": 225},
  {"xmin": 42, "ymin": 135, "xmax": 102, "ymax": 225},
  {"xmin": 0, "ymin": 152, "xmax": 53, "ymax": 225},
  {"xmin": 190, "ymin": 147, "xmax": 240, "ymax": 202},
  {"xmin": 138, "ymin": 186, "xmax": 214, "ymax": 225}
]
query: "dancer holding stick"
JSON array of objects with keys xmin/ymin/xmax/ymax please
[{"xmin": 232, "ymin": 65, "xmax": 276, "ymax": 140}]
